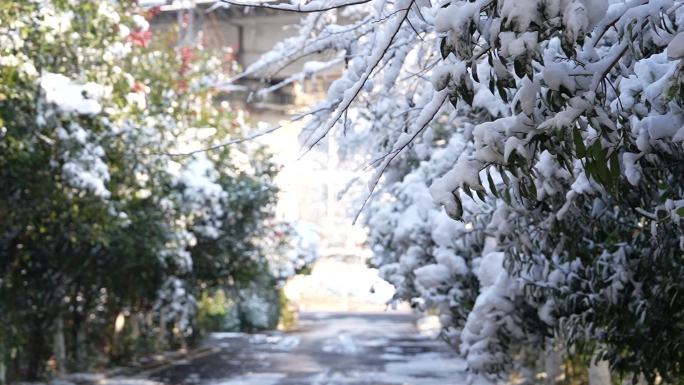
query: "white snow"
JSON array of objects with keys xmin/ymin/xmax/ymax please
[
  {"xmin": 209, "ymin": 373, "xmax": 285, "ymax": 385},
  {"xmin": 267, "ymin": 335, "xmax": 302, "ymax": 351},
  {"xmin": 177, "ymin": 153, "xmax": 227, "ymax": 239},
  {"xmin": 434, "ymin": 1, "xmax": 480, "ymax": 34},
  {"xmin": 667, "ymin": 32, "xmax": 684, "ymax": 59},
  {"xmin": 40, "ymin": 73, "xmax": 104, "ymax": 115},
  {"xmin": 321, "ymin": 332, "xmax": 365, "ymax": 355},
  {"xmin": 622, "ymin": 152, "xmax": 642, "ymax": 186},
  {"xmin": 243, "ymin": 0, "xmax": 684, "ymax": 380},
  {"xmin": 414, "ymin": 264, "xmax": 451, "ymax": 289}
]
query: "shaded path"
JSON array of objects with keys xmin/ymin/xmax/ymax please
[{"xmin": 146, "ymin": 312, "xmax": 472, "ymax": 385}]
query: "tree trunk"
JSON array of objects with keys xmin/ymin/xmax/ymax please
[
  {"xmin": 544, "ymin": 341, "xmax": 562, "ymax": 385},
  {"xmin": 589, "ymin": 356, "xmax": 611, "ymax": 385},
  {"xmin": 157, "ymin": 307, "xmax": 166, "ymax": 350},
  {"xmin": 0, "ymin": 359, "xmax": 6, "ymax": 385},
  {"xmin": 75, "ymin": 320, "xmax": 87, "ymax": 369},
  {"xmin": 177, "ymin": 321, "xmax": 187, "ymax": 351},
  {"xmin": 26, "ymin": 326, "xmax": 47, "ymax": 380},
  {"xmin": 130, "ymin": 313, "xmax": 141, "ymax": 340},
  {"xmin": 112, "ymin": 312, "xmax": 126, "ymax": 358},
  {"xmin": 53, "ymin": 315, "xmax": 66, "ymax": 376}
]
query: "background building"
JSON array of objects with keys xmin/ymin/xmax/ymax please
[{"xmin": 149, "ymin": 1, "xmax": 368, "ymax": 254}]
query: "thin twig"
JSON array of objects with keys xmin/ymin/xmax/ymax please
[
  {"xmin": 303, "ymin": 0, "xmax": 415, "ymax": 156},
  {"xmin": 352, "ymin": 90, "xmax": 447, "ymax": 223},
  {"xmin": 142, "ymin": 107, "xmax": 327, "ymax": 157}
]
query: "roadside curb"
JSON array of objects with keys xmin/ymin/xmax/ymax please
[{"xmin": 108, "ymin": 346, "xmax": 219, "ymax": 378}]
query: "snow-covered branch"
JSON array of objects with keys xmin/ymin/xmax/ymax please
[{"xmin": 220, "ymin": 0, "xmax": 371, "ymax": 13}]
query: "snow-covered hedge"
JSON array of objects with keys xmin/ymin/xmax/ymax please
[
  {"xmin": 244, "ymin": 0, "xmax": 684, "ymax": 382},
  {"xmin": 0, "ymin": 1, "xmax": 281, "ymax": 380}
]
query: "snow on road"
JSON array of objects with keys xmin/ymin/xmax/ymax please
[{"xmin": 141, "ymin": 312, "xmax": 486, "ymax": 385}]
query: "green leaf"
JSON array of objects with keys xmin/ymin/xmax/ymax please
[
  {"xmin": 590, "ymin": 147, "xmax": 611, "ymax": 187},
  {"xmin": 461, "ymin": 87, "xmax": 474, "ymax": 106},
  {"xmin": 549, "ymin": 90, "xmax": 565, "ymax": 112},
  {"xmin": 588, "ymin": 139, "xmax": 603, "ymax": 161},
  {"xmin": 487, "ymin": 169, "xmax": 498, "ymax": 198},
  {"xmin": 514, "ymin": 56, "xmax": 526, "ymax": 78},
  {"xmin": 499, "ymin": 166, "xmax": 510, "ymax": 186},
  {"xmin": 471, "ymin": 62, "xmax": 479, "ymax": 83},
  {"xmin": 558, "ymin": 84, "xmax": 572, "ymax": 98},
  {"xmin": 499, "ymin": 55, "xmax": 508, "ymax": 67},
  {"xmin": 527, "ymin": 180, "xmax": 538, "ymax": 200},
  {"xmin": 444, "ymin": 192, "xmax": 463, "ymax": 221},
  {"xmin": 440, "ymin": 38, "xmax": 452, "ymax": 59},
  {"xmin": 448, "ymin": 91, "xmax": 459, "ymax": 109},
  {"xmin": 496, "ymin": 80, "xmax": 509, "ymax": 102},
  {"xmin": 462, "ymin": 184, "xmax": 474, "ymax": 199},
  {"xmin": 585, "ymin": 161, "xmax": 597, "ymax": 180},
  {"xmin": 502, "ymin": 188, "xmax": 512, "ymax": 205},
  {"xmin": 573, "ymin": 128, "xmax": 586, "ymax": 158},
  {"xmin": 609, "ymin": 150, "xmax": 620, "ymax": 177}
]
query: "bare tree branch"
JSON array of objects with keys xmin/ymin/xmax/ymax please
[
  {"xmin": 352, "ymin": 90, "xmax": 447, "ymax": 224},
  {"xmin": 142, "ymin": 108, "xmax": 327, "ymax": 157},
  {"xmin": 303, "ymin": 0, "xmax": 415, "ymax": 153}
]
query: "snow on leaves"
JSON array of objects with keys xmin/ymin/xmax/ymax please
[{"xmin": 245, "ymin": 0, "xmax": 684, "ymax": 380}]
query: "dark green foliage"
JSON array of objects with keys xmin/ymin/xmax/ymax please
[{"xmin": 0, "ymin": 1, "xmax": 281, "ymax": 381}]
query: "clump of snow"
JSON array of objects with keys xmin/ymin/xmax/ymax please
[
  {"xmin": 667, "ymin": 32, "xmax": 684, "ymax": 59},
  {"xmin": 40, "ymin": 73, "xmax": 105, "ymax": 115},
  {"xmin": 414, "ymin": 264, "xmax": 450, "ymax": 289},
  {"xmin": 274, "ymin": 221, "xmax": 321, "ymax": 280},
  {"xmin": 177, "ymin": 153, "xmax": 227, "ymax": 239},
  {"xmin": 622, "ymin": 152, "xmax": 642, "ymax": 186},
  {"xmin": 61, "ymin": 145, "xmax": 111, "ymax": 198}
]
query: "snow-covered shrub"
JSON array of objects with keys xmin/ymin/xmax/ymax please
[
  {"xmin": 237, "ymin": 275, "xmax": 282, "ymax": 331},
  {"xmin": 203, "ymin": 220, "xmax": 322, "ymax": 332},
  {"xmin": 367, "ymin": 133, "xmax": 544, "ymax": 377},
  {"xmin": 267, "ymin": 221, "xmax": 321, "ymax": 281},
  {"xmin": 244, "ymin": 0, "xmax": 684, "ymax": 382}
]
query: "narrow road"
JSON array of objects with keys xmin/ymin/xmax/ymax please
[{"xmin": 143, "ymin": 312, "xmax": 473, "ymax": 385}]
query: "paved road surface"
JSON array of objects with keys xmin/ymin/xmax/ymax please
[{"xmin": 139, "ymin": 312, "xmax": 473, "ymax": 385}]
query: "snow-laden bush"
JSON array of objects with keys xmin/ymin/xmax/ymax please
[
  {"xmin": 242, "ymin": 0, "xmax": 684, "ymax": 382},
  {"xmin": 0, "ymin": 1, "xmax": 279, "ymax": 380},
  {"xmin": 367, "ymin": 132, "xmax": 545, "ymax": 377},
  {"xmin": 195, "ymin": 220, "xmax": 321, "ymax": 333},
  {"xmin": 267, "ymin": 221, "xmax": 321, "ymax": 281}
]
